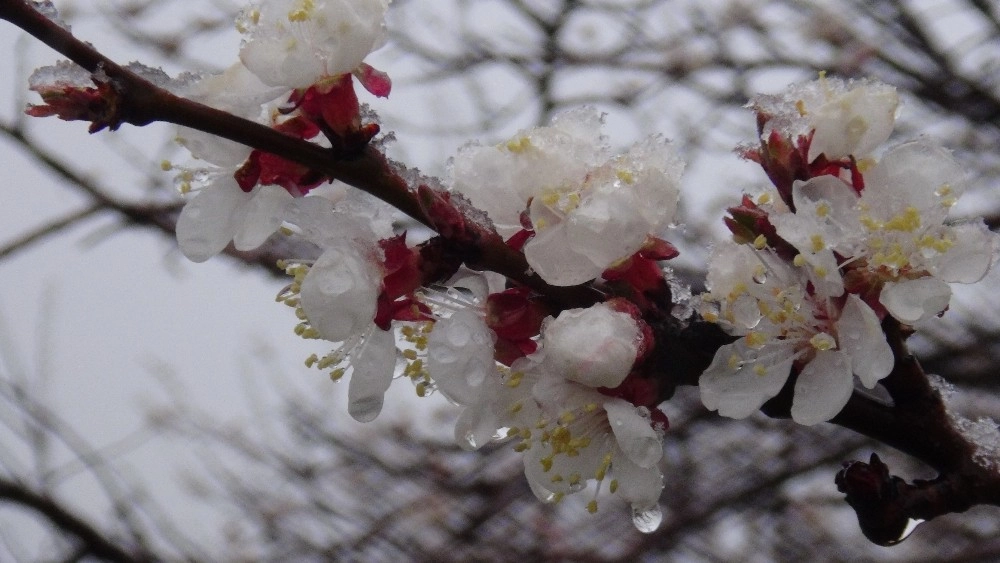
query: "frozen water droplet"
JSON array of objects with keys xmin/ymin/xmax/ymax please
[
  {"xmin": 631, "ymin": 505, "xmax": 662, "ymax": 533},
  {"xmin": 752, "ymin": 271, "xmax": 767, "ymax": 284},
  {"xmin": 461, "ymin": 431, "xmax": 479, "ymax": 449},
  {"xmin": 492, "ymin": 427, "xmax": 511, "ymax": 441}
]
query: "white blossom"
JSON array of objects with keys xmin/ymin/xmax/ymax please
[
  {"xmin": 450, "ymin": 107, "xmax": 683, "ymax": 286},
  {"xmin": 237, "ymin": 0, "xmax": 389, "ymax": 88},
  {"xmin": 771, "ymin": 140, "xmax": 995, "ymax": 323},
  {"xmin": 175, "ymin": 175, "xmax": 292, "ymax": 262},
  {"xmin": 278, "ymin": 196, "xmax": 398, "ymax": 422},
  {"xmin": 752, "ymin": 75, "xmax": 899, "ymax": 161},
  {"xmin": 699, "ymin": 242, "xmax": 893, "ymax": 425}
]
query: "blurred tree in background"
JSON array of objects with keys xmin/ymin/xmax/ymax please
[{"xmin": 2, "ymin": 0, "xmax": 1000, "ymax": 560}]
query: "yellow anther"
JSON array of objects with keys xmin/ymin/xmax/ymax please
[
  {"xmin": 505, "ymin": 137, "xmax": 532, "ymax": 153},
  {"xmin": 304, "ymin": 354, "xmax": 319, "ymax": 368},
  {"xmin": 558, "ymin": 411, "xmax": 576, "ymax": 424},
  {"xmin": 809, "ymin": 332, "xmax": 837, "ymax": 351},
  {"xmin": 329, "ymin": 368, "xmax": 345, "ymax": 381},
  {"xmin": 509, "ymin": 402, "xmax": 523, "ymax": 414},
  {"xmin": 609, "ymin": 479, "xmax": 619, "ymax": 493},
  {"xmin": 757, "ymin": 192, "xmax": 772, "ymax": 205},
  {"xmin": 815, "ymin": 202, "xmax": 831, "ymax": 218},
  {"xmin": 403, "ymin": 349, "xmax": 418, "ymax": 361},
  {"xmin": 616, "ymin": 169, "xmax": 635, "ymax": 184},
  {"xmin": 279, "ymin": 226, "xmax": 294, "ymax": 236},
  {"xmin": 540, "ymin": 456, "xmax": 554, "ymax": 472},
  {"xmin": 884, "ymin": 206, "xmax": 921, "ymax": 232},
  {"xmin": 754, "ymin": 364, "xmax": 767, "ymax": 376},
  {"xmin": 753, "ymin": 234, "xmax": 768, "ymax": 250},
  {"xmin": 746, "ymin": 331, "xmax": 768, "ymax": 348},
  {"xmin": 810, "ymin": 234, "xmax": 826, "ymax": 253},
  {"xmin": 795, "ymin": 99, "xmax": 808, "ymax": 116},
  {"xmin": 587, "ymin": 500, "xmax": 599, "ymax": 514},
  {"xmin": 702, "ymin": 311, "xmax": 719, "ymax": 323},
  {"xmin": 541, "ymin": 192, "xmax": 561, "ymax": 206},
  {"xmin": 160, "ymin": 160, "xmax": 172, "ymax": 171},
  {"xmin": 514, "ymin": 442, "xmax": 530, "ymax": 452},
  {"xmin": 415, "ymin": 383, "xmax": 427, "ymax": 397}
]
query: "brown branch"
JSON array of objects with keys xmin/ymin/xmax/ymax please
[
  {"xmin": 0, "ymin": 0, "xmax": 602, "ymax": 310},
  {"xmin": 0, "ymin": 477, "xmax": 151, "ymax": 562}
]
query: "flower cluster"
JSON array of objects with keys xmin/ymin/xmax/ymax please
[
  {"xmin": 701, "ymin": 76, "xmax": 995, "ymax": 424},
  {"xmin": 450, "ymin": 108, "xmax": 684, "ymax": 286},
  {"xmin": 26, "ymin": 0, "xmax": 1000, "ymax": 535}
]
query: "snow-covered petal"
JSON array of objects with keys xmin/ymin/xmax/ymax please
[
  {"xmin": 540, "ymin": 304, "xmax": 640, "ymax": 388},
  {"xmin": 175, "ymin": 177, "xmax": 248, "ymax": 262},
  {"xmin": 239, "ymin": 0, "xmax": 390, "ymax": 88},
  {"xmin": 836, "ymin": 295, "xmax": 893, "ymax": 388},
  {"xmin": 233, "ymin": 186, "xmax": 294, "ymax": 250},
  {"xmin": 807, "ymin": 81, "xmax": 899, "ymax": 161},
  {"xmin": 791, "ymin": 350, "xmax": 854, "ymax": 426},
  {"xmin": 699, "ymin": 339, "xmax": 797, "ymax": 419},
  {"xmin": 347, "ymin": 326, "xmax": 395, "ymax": 422},
  {"xmin": 604, "ymin": 399, "xmax": 662, "ymax": 468},
  {"xmin": 879, "ymin": 277, "xmax": 952, "ymax": 324},
  {"xmin": 299, "ymin": 243, "xmax": 381, "ymax": 341}
]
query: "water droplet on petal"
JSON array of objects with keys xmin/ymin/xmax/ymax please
[
  {"xmin": 348, "ymin": 396, "xmax": 383, "ymax": 423},
  {"xmin": 631, "ymin": 504, "xmax": 662, "ymax": 533},
  {"xmin": 461, "ymin": 431, "xmax": 479, "ymax": 450}
]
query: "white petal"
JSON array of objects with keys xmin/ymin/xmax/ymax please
[
  {"xmin": 604, "ymin": 399, "xmax": 662, "ymax": 468},
  {"xmin": 427, "ymin": 309, "xmax": 496, "ymax": 405},
  {"xmin": 808, "ymin": 83, "xmax": 898, "ymax": 160},
  {"xmin": 454, "ymin": 402, "xmax": 499, "ymax": 451},
  {"xmin": 699, "ymin": 340, "xmax": 796, "ymax": 419},
  {"xmin": 565, "ymin": 189, "xmax": 647, "ymax": 268},
  {"xmin": 233, "ymin": 186, "xmax": 293, "ymax": 250},
  {"xmin": 837, "ymin": 295, "xmax": 893, "ymax": 388},
  {"xmin": 175, "ymin": 178, "xmax": 248, "ymax": 262},
  {"xmin": 932, "ymin": 222, "xmax": 995, "ymax": 284},
  {"xmin": 299, "ymin": 243, "xmax": 381, "ymax": 342},
  {"xmin": 791, "ymin": 350, "xmax": 854, "ymax": 426},
  {"xmin": 525, "ymin": 226, "xmax": 605, "ymax": 286},
  {"xmin": 864, "ymin": 141, "xmax": 964, "ymax": 223},
  {"xmin": 541, "ymin": 304, "xmax": 639, "ymax": 389},
  {"xmin": 879, "ymin": 278, "xmax": 951, "ymax": 324},
  {"xmin": 347, "ymin": 327, "xmax": 395, "ymax": 422},
  {"xmin": 611, "ymin": 454, "xmax": 663, "ymax": 510}
]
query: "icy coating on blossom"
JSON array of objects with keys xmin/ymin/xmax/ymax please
[
  {"xmin": 450, "ymin": 107, "xmax": 684, "ymax": 286},
  {"xmin": 237, "ymin": 0, "xmax": 389, "ymax": 88},
  {"xmin": 751, "ymin": 75, "xmax": 899, "ymax": 161},
  {"xmin": 538, "ymin": 303, "xmax": 641, "ymax": 388}
]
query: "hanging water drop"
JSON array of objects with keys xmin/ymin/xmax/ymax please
[{"xmin": 631, "ymin": 504, "xmax": 663, "ymax": 533}]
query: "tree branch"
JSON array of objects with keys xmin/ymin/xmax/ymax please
[{"xmin": 0, "ymin": 477, "xmax": 151, "ymax": 562}]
